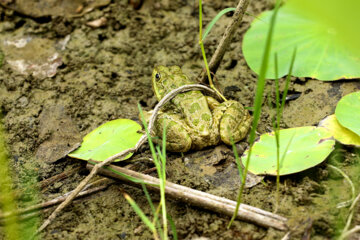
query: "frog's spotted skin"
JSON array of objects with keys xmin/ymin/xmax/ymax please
[{"xmin": 150, "ymin": 65, "xmax": 251, "ymax": 152}]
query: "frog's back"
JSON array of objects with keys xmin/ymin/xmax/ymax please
[{"xmin": 153, "ymin": 66, "xmax": 213, "ymax": 140}]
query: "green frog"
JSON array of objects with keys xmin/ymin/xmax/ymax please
[{"xmin": 148, "ymin": 65, "xmax": 251, "ymax": 152}]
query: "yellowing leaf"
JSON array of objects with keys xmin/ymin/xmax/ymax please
[{"xmin": 319, "ymin": 115, "xmax": 360, "ymax": 147}]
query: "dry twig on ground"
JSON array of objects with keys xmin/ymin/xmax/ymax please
[{"xmin": 87, "ymin": 163, "xmax": 288, "ymax": 230}]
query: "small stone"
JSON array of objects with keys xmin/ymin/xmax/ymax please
[{"xmin": 86, "ymin": 17, "xmax": 107, "ymax": 28}]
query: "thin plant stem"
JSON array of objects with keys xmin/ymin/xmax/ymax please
[
  {"xmin": 227, "ymin": 0, "xmax": 281, "ymax": 228},
  {"xmin": 199, "ymin": 0, "xmax": 227, "ymax": 101},
  {"xmin": 139, "ymin": 106, "xmax": 168, "ymax": 240},
  {"xmin": 273, "ymin": 48, "xmax": 296, "ymax": 213},
  {"xmin": 123, "ymin": 192, "xmax": 158, "ymax": 239},
  {"xmin": 160, "ymin": 123, "xmax": 168, "ymax": 239},
  {"xmin": 273, "ymin": 53, "xmax": 281, "ymax": 213}
]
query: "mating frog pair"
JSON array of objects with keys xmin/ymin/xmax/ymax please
[{"xmin": 147, "ymin": 65, "xmax": 251, "ymax": 152}]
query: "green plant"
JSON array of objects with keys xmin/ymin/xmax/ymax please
[
  {"xmin": 198, "ymin": 0, "xmax": 226, "ymax": 101},
  {"xmin": 227, "ymin": 0, "xmax": 282, "ymax": 228},
  {"xmin": 271, "ymin": 48, "xmax": 295, "ymax": 211},
  {"xmin": 118, "ymin": 104, "xmax": 175, "ymax": 240}
]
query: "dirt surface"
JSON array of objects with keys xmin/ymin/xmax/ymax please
[{"xmin": 0, "ymin": 0, "xmax": 360, "ymax": 239}]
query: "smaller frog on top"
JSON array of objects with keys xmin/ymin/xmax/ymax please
[{"xmin": 147, "ymin": 65, "xmax": 252, "ymax": 152}]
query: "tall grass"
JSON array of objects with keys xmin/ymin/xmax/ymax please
[
  {"xmin": 118, "ymin": 105, "xmax": 176, "ymax": 239},
  {"xmin": 227, "ymin": 0, "xmax": 282, "ymax": 228},
  {"xmin": 198, "ymin": 0, "xmax": 227, "ymax": 101},
  {"xmin": 272, "ymin": 48, "xmax": 296, "ymax": 212}
]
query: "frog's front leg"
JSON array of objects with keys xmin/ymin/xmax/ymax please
[
  {"xmin": 213, "ymin": 100, "xmax": 252, "ymax": 145},
  {"xmin": 154, "ymin": 112, "xmax": 192, "ymax": 152}
]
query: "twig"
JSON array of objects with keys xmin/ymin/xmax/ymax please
[
  {"xmin": 341, "ymin": 225, "xmax": 360, "ymax": 239},
  {"xmin": 40, "ymin": 166, "xmax": 81, "ymax": 191},
  {"xmin": 0, "ymin": 182, "xmax": 111, "ymax": 221},
  {"xmin": 87, "ymin": 163, "xmax": 288, "ymax": 230},
  {"xmin": 200, "ymin": 0, "xmax": 251, "ymax": 83},
  {"xmin": 36, "ymin": 84, "xmax": 218, "ymax": 235},
  {"xmin": 280, "ymin": 232, "xmax": 291, "ymax": 240}
]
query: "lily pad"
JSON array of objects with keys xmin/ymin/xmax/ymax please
[
  {"xmin": 241, "ymin": 127, "xmax": 335, "ymax": 176},
  {"xmin": 319, "ymin": 115, "xmax": 360, "ymax": 147},
  {"xmin": 68, "ymin": 119, "xmax": 142, "ymax": 162},
  {"xmin": 335, "ymin": 91, "xmax": 360, "ymax": 137},
  {"xmin": 242, "ymin": 5, "xmax": 360, "ymax": 80}
]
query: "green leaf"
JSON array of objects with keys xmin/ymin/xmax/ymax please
[
  {"xmin": 335, "ymin": 91, "xmax": 360, "ymax": 137},
  {"xmin": 242, "ymin": 5, "xmax": 360, "ymax": 80},
  {"xmin": 202, "ymin": 8, "xmax": 235, "ymax": 40},
  {"xmin": 68, "ymin": 119, "xmax": 142, "ymax": 162},
  {"xmin": 319, "ymin": 115, "xmax": 360, "ymax": 147},
  {"xmin": 287, "ymin": 0, "xmax": 360, "ymax": 56},
  {"xmin": 241, "ymin": 126, "xmax": 335, "ymax": 175}
]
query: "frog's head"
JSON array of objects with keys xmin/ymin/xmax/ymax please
[{"xmin": 152, "ymin": 65, "xmax": 183, "ymax": 100}]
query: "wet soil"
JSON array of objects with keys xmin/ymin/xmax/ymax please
[{"xmin": 0, "ymin": 0, "xmax": 360, "ymax": 239}]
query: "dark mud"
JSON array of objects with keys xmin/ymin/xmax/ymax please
[{"xmin": 0, "ymin": 0, "xmax": 359, "ymax": 239}]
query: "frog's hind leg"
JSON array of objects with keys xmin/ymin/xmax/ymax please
[
  {"xmin": 218, "ymin": 100, "xmax": 252, "ymax": 145},
  {"xmin": 155, "ymin": 113, "xmax": 192, "ymax": 152}
]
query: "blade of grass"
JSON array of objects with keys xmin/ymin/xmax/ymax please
[
  {"xmin": 142, "ymin": 183, "xmax": 156, "ymax": 215},
  {"xmin": 199, "ymin": 0, "xmax": 227, "ymax": 101},
  {"xmin": 159, "ymin": 122, "xmax": 168, "ymax": 240},
  {"xmin": 138, "ymin": 104, "xmax": 169, "ymax": 240},
  {"xmin": 231, "ymin": 138, "xmax": 243, "ymax": 180},
  {"xmin": 280, "ymin": 48, "xmax": 297, "ymax": 114},
  {"xmin": 167, "ymin": 214, "xmax": 178, "ymax": 240},
  {"xmin": 123, "ymin": 192, "xmax": 156, "ymax": 232},
  {"xmin": 227, "ymin": 0, "xmax": 281, "ymax": 228},
  {"xmin": 203, "ymin": 8, "xmax": 236, "ymax": 40},
  {"xmin": 273, "ymin": 52, "xmax": 281, "ymax": 213}
]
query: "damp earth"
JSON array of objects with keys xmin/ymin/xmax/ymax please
[{"xmin": 0, "ymin": 0, "xmax": 359, "ymax": 239}]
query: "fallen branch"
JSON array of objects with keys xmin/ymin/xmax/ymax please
[
  {"xmin": 40, "ymin": 166, "xmax": 82, "ymax": 191},
  {"xmin": 200, "ymin": 0, "xmax": 251, "ymax": 83},
  {"xmin": 36, "ymin": 84, "xmax": 219, "ymax": 235},
  {"xmin": 1, "ymin": 180, "xmax": 112, "ymax": 222},
  {"xmin": 87, "ymin": 163, "xmax": 288, "ymax": 231}
]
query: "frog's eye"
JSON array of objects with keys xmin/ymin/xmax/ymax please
[{"xmin": 155, "ymin": 72, "xmax": 161, "ymax": 81}]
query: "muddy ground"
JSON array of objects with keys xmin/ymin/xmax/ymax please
[{"xmin": 0, "ymin": 0, "xmax": 360, "ymax": 239}]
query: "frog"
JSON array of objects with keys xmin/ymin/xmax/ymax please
[{"xmin": 147, "ymin": 65, "xmax": 252, "ymax": 152}]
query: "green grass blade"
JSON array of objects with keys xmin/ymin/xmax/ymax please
[
  {"xmin": 228, "ymin": 0, "xmax": 281, "ymax": 228},
  {"xmin": 231, "ymin": 139, "xmax": 243, "ymax": 180},
  {"xmin": 274, "ymin": 53, "xmax": 280, "ymax": 212},
  {"xmin": 167, "ymin": 214, "xmax": 178, "ymax": 240},
  {"xmin": 142, "ymin": 183, "xmax": 156, "ymax": 215},
  {"xmin": 123, "ymin": 192, "xmax": 156, "ymax": 232},
  {"xmin": 202, "ymin": 8, "xmax": 236, "ymax": 40},
  {"xmin": 280, "ymin": 47, "xmax": 297, "ymax": 115}
]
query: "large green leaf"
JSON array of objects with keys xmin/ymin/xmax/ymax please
[
  {"xmin": 242, "ymin": 4, "xmax": 360, "ymax": 80},
  {"xmin": 68, "ymin": 119, "xmax": 142, "ymax": 162},
  {"xmin": 241, "ymin": 127, "xmax": 335, "ymax": 176},
  {"xmin": 335, "ymin": 91, "xmax": 360, "ymax": 137}
]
